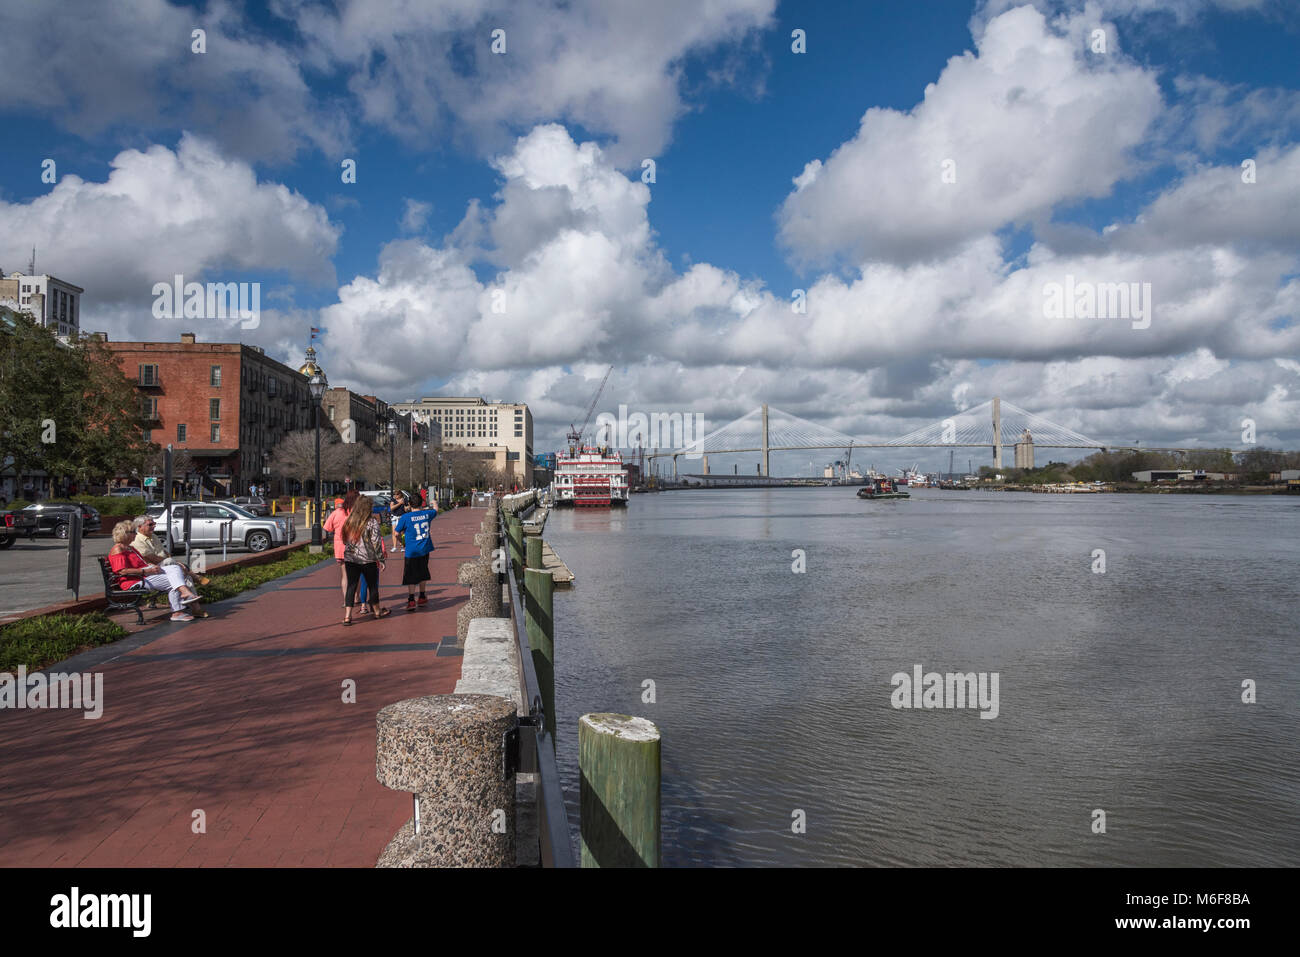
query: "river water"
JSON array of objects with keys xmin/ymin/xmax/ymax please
[{"xmin": 544, "ymin": 487, "xmax": 1299, "ymax": 866}]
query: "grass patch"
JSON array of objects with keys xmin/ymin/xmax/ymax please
[
  {"xmin": 197, "ymin": 546, "xmax": 329, "ymax": 603},
  {"xmin": 0, "ymin": 612, "xmax": 129, "ymax": 673}
]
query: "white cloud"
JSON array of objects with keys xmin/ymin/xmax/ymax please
[
  {"xmin": 0, "ymin": 0, "xmax": 346, "ymax": 164},
  {"xmin": 0, "ymin": 134, "xmax": 340, "ymax": 324},
  {"xmin": 306, "ymin": 120, "xmax": 1299, "ymax": 457},
  {"xmin": 777, "ymin": 5, "xmax": 1163, "ymax": 267},
  {"xmin": 400, "ymin": 199, "xmax": 433, "ymax": 234}
]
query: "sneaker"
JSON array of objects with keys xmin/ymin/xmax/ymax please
[
  {"xmin": 170, "ymin": 613, "xmax": 195, "ymax": 622},
  {"xmin": 416, "ymin": 595, "xmax": 428, "ymax": 606},
  {"xmin": 406, "ymin": 597, "xmax": 417, "ymax": 610}
]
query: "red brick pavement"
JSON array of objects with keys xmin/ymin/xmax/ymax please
[{"xmin": 0, "ymin": 506, "xmax": 484, "ymax": 867}]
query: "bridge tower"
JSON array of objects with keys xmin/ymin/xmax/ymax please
[
  {"xmin": 761, "ymin": 404, "xmax": 770, "ymax": 477},
  {"xmin": 992, "ymin": 396, "xmax": 1003, "ymax": 470}
]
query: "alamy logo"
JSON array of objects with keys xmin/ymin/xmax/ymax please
[
  {"xmin": 594, "ymin": 405, "xmax": 707, "ymax": 458},
  {"xmin": 152, "ymin": 274, "xmax": 260, "ymax": 329},
  {"xmin": 0, "ymin": 666, "xmax": 103, "ymax": 719},
  {"xmin": 890, "ymin": 664, "xmax": 999, "ymax": 719},
  {"xmin": 50, "ymin": 887, "xmax": 150, "ymax": 937},
  {"xmin": 1042, "ymin": 274, "xmax": 1152, "ymax": 330}
]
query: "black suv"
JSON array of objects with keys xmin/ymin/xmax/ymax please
[{"xmin": 17, "ymin": 503, "xmax": 102, "ymax": 539}]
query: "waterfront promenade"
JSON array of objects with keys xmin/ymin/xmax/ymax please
[{"xmin": 0, "ymin": 506, "xmax": 480, "ymax": 867}]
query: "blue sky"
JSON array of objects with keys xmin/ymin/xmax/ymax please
[{"xmin": 1, "ymin": 0, "xmax": 1298, "ymax": 464}]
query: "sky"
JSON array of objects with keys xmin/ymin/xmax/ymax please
[{"xmin": 1, "ymin": 0, "xmax": 1298, "ymax": 474}]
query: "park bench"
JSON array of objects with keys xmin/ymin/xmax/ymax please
[{"xmin": 96, "ymin": 556, "xmax": 148, "ymax": 625}]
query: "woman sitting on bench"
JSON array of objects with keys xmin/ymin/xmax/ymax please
[{"xmin": 106, "ymin": 521, "xmax": 208, "ymax": 622}]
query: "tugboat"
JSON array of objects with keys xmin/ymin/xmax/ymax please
[{"xmin": 857, "ymin": 476, "xmax": 910, "ymax": 500}]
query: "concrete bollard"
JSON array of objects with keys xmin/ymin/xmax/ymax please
[
  {"xmin": 474, "ymin": 531, "xmax": 497, "ymax": 562},
  {"xmin": 375, "ymin": 694, "xmax": 517, "ymax": 867},
  {"xmin": 579, "ymin": 713, "xmax": 661, "ymax": 868},
  {"xmin": 457, "ymin": 558, "xmax": 502, "ymax": 640}
]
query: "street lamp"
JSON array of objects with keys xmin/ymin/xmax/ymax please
[
  {"xmin": 309, "ymin": 370, "xmax": 328, "ymax": 546},
  {"xmin": 422, "ymin": 442, "xmax": 428, "ymax": 491},
  {"xmin": 387, "ymin": 416, "xmax": 397, "ymax": 493}
]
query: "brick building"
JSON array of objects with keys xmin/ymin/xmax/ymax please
[
  {"xmin": 324, "ymin": 387, "xmax": 384, "ymax": 447},
  {"xmin": 104, "ymin": 332, "xmax": 313, "ymax": 495}
]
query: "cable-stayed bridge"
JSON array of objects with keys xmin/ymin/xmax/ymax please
[{"xmin": 643, "ymin": 397, "xmax": 1204, "ymax": 476}]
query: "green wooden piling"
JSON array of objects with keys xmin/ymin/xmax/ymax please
[
  {"xmin": 524, "ymin": 566, "xmax": 555, "ymax": 739},
  {"xmin": 579, "ymin": 713, "xmax": 661, "ymax": 868},
  {"xmin": 526, "ymin": 535, "xmax": 542, "ymax": 570},
  {"xmin": 507, "ymin": 515, "xmax": 524, "ymax": 571}
]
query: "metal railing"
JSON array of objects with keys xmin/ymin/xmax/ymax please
[{"xmin": 500, "ymin": 512, "xmax": 576, "ymax": 868}]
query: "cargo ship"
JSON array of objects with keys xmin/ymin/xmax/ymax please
[{"xmin": 552, "ymin": 435, "xmax": 629, "ymax": 507}]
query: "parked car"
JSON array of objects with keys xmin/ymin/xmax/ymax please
[
  {"xmin": 144, "ymin": 501, "xmax": 294, "ymax": 552},
  {"xmin": 1, "ymin": 509, "xmax": 23, "ymax": 548},
  {"xmin": 217, "ymin": 495, "xmax": 270, "ymax": 516},
  {"xmin": 17, "ymin": 503, "xmax": 101, "ymax": 539},
  {"xmin": 218, "ymin": 496, "xmax": 269, "ymax": 520},
  {"xmin": 109, "ymin": 486, "xmax": 144, "ymax": 497}
]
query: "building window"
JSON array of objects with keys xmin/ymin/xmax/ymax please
[
  {"xmin": 138, "ymin": 363, "xmax": 159, "ymax": 386},
  {"xmin": 328, "ymin": 405, "xmax": 335, "ymax": 421},
  {"xmin": 142, "ymin": 430, "xmax": 152, "ymax": 443},
  {"xmin": 211, "ymin": 365, "xmax": 222, "ymax": 387},
  {"xmin": 210, "ymin": 398, "xmax": 221, "ymax": 420},
  {"xmin": 177, "ymin": 423, "xmax": 187, "ymax": 442},
  {"xmin": 211, "ymin": 424, "xmax": 221, "ymax": 443}
]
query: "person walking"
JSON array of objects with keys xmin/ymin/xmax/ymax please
[
  {"xmin": 324, "ymin": 491, "xmax": 370, "ymax": 613},
  {"xmin": 341, "ymin": 496, "xmax": 388, "ymax": 625},
  {"xmin": 392, "ymin": 497, "xmax": 439, "ymax": 609}
]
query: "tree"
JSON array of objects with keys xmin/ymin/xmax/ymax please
[
  {"xmin": 268, "ymin": 429, "xmax": 349, "ymax": 493},
  {"xmin": 0, "ymin": 313, "xmax": 152, "ymax": 487},
  {"xmin": 1235, "ymin": 447, "xmax": 1286, "ymax": 482}
]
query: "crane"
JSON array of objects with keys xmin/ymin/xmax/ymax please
[{"xmin": 567, "ymin": 364, "xmax": 614, "ymax": 452}]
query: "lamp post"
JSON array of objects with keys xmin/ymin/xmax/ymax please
[
  {"xmin": 387, "ymin": 417, "xmax": 397, "ymax": 493},
  {"xmin": 437, "ymin": 451, "xmax": 443, "ymax": 505},
  {"xmin": 422, "ymin": 442, "xmax": 428, "ymax": 491},
  {"xmin": 309, "ymin": 370, "xmax": 328, "ymax": 547},
  {"xmin": 448, "ymin": 468, "xmax": 454, "ymax": 506}
]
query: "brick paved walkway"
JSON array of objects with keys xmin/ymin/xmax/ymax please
[{"xmin": 0, "ymin": 506, "xmax": 483, "ymax": 867}]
